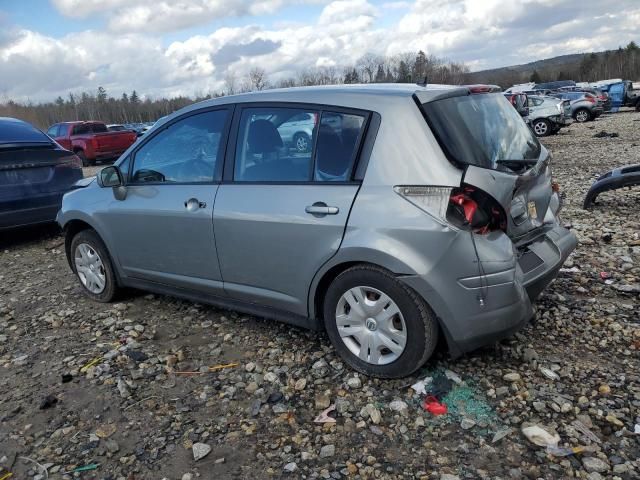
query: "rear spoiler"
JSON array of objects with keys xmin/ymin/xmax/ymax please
[
  {"xmin": 583, "ymin": 164, "xmax": 640, "ymax": 209},
  {"xmin": 414, "ymin": 84, "xmax": 501, "ymax": 104}
]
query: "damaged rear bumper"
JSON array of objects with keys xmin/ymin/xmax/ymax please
[
  {"xmin": 583, "ymin": 164, "xmax": 640, "ymax": 208},
  {"xmin": 401, "ymin": 224, "xmax": 576, "ymax": 358}
]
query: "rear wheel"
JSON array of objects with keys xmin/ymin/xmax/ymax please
[
  {"xmin": 574, "ymin": 108, "xmax": 591, "ymax": 123},
  {"xmin": 323, "ymin": 265, "xmax": 438, "ymax": 378},
  {"xmin": 532, "ymin": 119, "xmax": 551, "ymax": 137},
  {"xmin": 70, "ymin": 229, "xmax": 119, "ymax": 302},
  {"xmin": 76, "ymin": 150, "xmax": 92, "ymax": 167}
]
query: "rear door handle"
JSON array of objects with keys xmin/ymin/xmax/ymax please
[{"xmin": 305, "ymin": 202, "xmax": 339, "ymax": 216}]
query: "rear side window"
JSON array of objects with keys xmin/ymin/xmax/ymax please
[
  {"xmin": 422, "ymin": 93, "xmax": 541, "ymax": 170},
  {"xmin": 47, "ymin": 125, "xmax": 59, "ymax": 137},
  {"xmin": 233, "ymin": 107, "xmax": 366, "ymax": 182},
  {"xmin": 131, "ymin": 109, "xmax": 229, "ymax": 184},
  {"xmin": 315, "ymin": 112, "xmax": 364, "ymax": 181},
  {"xmin": 73, "ymin": 124, "xmax": 90, "ymax": 135},
  {"xmin": 234, "ymin": 107, "xmax": 318, "ymax": 182},
  {"xmin": 91, "ymin": 123, "xmax": 108, "ymax": 133},
  {"xmin": 0, "ymin": 118, "xmax": 51, "ymax": 144}
]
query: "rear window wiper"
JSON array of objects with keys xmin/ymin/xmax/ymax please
[{"xmin": 495, "ymin": 159, "xmax": 539, "ymax": 173}]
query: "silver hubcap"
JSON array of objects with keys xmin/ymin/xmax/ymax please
[
  {"xmin": 74, "ymin": 243, "xmax": 106, "ymax": 294},
  {"xmin": 576, "ymin": 111, "xmax": 588, "ymax": 122},
  {"xmin": 534, "ymin": 121, "xmax": 547, "ymax": 135},
  {"xmin": 335, "ymin": 286, "xmax": 407, "ymax": 365},
  {"xmin": 296, "ymin": 136, "xmax": 308, "ymax": 151}
]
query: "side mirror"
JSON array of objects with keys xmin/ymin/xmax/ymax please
[{"xmin": 98, "ymin": 166, "xmax": 123, "ymax": 188}]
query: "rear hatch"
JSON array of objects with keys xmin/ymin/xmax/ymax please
[{"xmin": 416, "ymin": 91, "xmax": 554, "ymax": 241}]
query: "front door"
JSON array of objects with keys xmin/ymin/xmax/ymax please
[
  {"xmin": 101, "ymin": 108, "xmax": 231, "ymax": 295},
  {"xmin": 214, "ymin": 105, "xmax": 369, "ymax": 316}
]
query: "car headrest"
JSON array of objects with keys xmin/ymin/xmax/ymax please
[{"xmin": 248, "ymin": 119, "xmax": 283, "ymax": 154}]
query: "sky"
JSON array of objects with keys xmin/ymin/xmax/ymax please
[{"xmin": 0, "ymin": 0, "xmax": 638, "ymax": 102}]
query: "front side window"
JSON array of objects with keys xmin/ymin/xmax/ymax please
[
  {"xmin": 234, "ymin": 108, "xmax": 318, "ymax": 182},
  {"xmin": 47, "ymin": 125, "xmax": 59, "ymax": 137},
  {"xmin": 131, "ymin": 109, "xmax": 228, "ymax": 184}
]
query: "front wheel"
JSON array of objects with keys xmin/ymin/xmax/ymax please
[
  {"xmin": 532, "ymin": 119, "xmax": 551, "ymax": 137},
  {"xmin": 574, "ymin": 108, "xmax": 591, "ymax": 123},
  {"xmin": 70, "ymin": 229, "xmax": 119, "ymax": 302},
  {"xmin": 323, "ymin": 265, "xmax": 438, "ymax": 378}
]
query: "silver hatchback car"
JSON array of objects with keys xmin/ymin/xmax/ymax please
[{"xmin": 58, "ymin": 84, "xmax": 576, "ymax": 378}]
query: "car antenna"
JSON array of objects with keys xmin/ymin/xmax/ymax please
[{"xmin": 416, "ymin": 76, "xmax": 428, "ymax": 87}]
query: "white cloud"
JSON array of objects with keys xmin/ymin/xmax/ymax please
[
  {"xmin": 52, "ymin": 0, "xmax": 328, "ymax": 33},
  {"xmin": 1, "ymin": 0, "xmax": 639, "ymax": 101}
]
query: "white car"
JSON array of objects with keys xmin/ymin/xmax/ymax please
[{"xmin": 527, "ymin": 96, "xmax": 572, "ymax": 137}]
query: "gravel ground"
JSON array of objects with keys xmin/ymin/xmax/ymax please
[{"xmin": 1, "ymin": 111, "xmax": 639, "ymax": 480}]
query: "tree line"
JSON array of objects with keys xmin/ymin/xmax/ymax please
[
  {"xmin": 468, "ymin": 41, "xmax": 640, "ymax": 88},
  {"xmin": 0, "ymin": 51, "xmax": 468, "ymax": 130}
]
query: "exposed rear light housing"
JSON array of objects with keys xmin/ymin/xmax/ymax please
[{"xmin": 394, "ymin": 185, "xmax": 507, "ymax": 234}]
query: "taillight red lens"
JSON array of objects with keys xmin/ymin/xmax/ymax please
[
  {"xmin": 447, "ymin": 186, "xmax": 507, "ymax": 234},
  {"xmin": 55, "ymin": 155, "xmax": 83, "ymax": 169}
]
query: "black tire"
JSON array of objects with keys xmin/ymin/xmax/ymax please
[
  {"xmin": 76, "ymin": 150, "xmax": 92, "ymax": 167},
  {"xmin": 635, "ymin": 99, "xmax": 640, "ymax": 112},
  {"xmin": 70, "ymin": 229, "xmax": 119, "ymax": 302},
  {"xmin": 573, "ymin": 108, "xmax": 591, "ymax": 123},
  {"xmin": 532, "ymin": 119, "xmax": 551, "ymax": 137},
  {"xmin": 323, "ymin": 265, "xmax": 438, "ymax": 378},
  {"xmin": 293, "ymin": 132, "xmax": 311, "ymax": 153}
]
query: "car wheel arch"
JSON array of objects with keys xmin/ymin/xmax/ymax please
[
  {"xmin": 63, "ymin": 219, "xmax": 122, "ymax": 285},
  {"xmin": 310, "ymin": 259, "xmax": 453, "ymax": 356}
]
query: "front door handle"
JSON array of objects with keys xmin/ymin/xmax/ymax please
[
  {"xmin": 305, "ymin": 202, "xmax": 339, "ymax": 217},
  {"xmin": 184, "ymin": 198, "xmax": 206, "ymax": 211}
]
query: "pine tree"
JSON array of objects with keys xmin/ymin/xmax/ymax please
[
  {"xmin": 529, "ymin": 70, "xmax": 542, "ymax": 83},
  {"xmin": 396, "ymin": 61, "xmax": 410, "ymax": 83}
]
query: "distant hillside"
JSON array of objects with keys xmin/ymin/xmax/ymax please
[{"xmin": 466, "ymin": 43, "xmax": 639, "ymax": 88}]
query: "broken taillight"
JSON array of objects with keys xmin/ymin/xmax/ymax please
[
  {"xmin": 447, "ymin": 186, "xmax": 507, "ymax": 234},
  {"xmin": 394, "ymin": 185, "xmax": 507, "ymax": 234}
]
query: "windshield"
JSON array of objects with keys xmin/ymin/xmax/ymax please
[{"xmin": 422, "ymin": 93, "xmax": 541, "ymax": 169}]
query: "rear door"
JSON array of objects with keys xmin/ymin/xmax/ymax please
[
  {"xmin": 608, "ymin": 83, "xmax": 625, "ymax": 112},
  {"xmin": 213, "ymin": 104, "xmax": 369, "ymax": 316},
  {"xmin": 99, "ymin": 108, "xmax": 231, "ymax": 295}
]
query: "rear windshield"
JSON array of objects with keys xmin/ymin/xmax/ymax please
[
  {"xmin": 73, "ymin": 123, "xmax": 108, "ymax": 134},
  {"xmin": 0, "ymin": 118, "xmax": 51, "ymax": 145},
  {"xmin": 422, "ymin": 93, "xmax": 541, "ymax": 170}
]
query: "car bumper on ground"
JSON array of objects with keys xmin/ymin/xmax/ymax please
[{"xmin": 401, "ymin": 224, "xmax": 577, "ymax": 357}]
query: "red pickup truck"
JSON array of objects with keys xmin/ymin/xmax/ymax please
[{"xmin": 47, "ymin": 121, "xmax": 137, "ymax": 166}]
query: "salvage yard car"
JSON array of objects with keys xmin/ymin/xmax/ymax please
[
  {"xmin": 551, "ymin": 91, "xmax": 603, "ymax": 123},
  {"xmin": 57, "ymin": 84, "xmax": 577, "ymax": 378},
  {"xmin": 1, "ymin": 117, "xmax": 83, "ymax": 229},
  {"xmin": 527, "ymin": 95, "xmax": 572, "ymax": 137}
]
